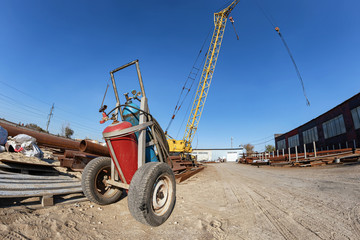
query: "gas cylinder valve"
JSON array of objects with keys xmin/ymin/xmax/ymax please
[{"xmin": 124, "ymin": 90, "xmax": 141, "ymax": 104}]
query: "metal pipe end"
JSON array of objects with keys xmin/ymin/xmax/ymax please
[{"xmin": 79, "ymin": 140, "xmax": 87, "ymax": 152}]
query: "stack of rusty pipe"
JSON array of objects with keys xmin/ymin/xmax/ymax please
[
  {"xmin": 0, "ymin": 120, "xmax": 80, "ymax": 150},
  {"xmin": 57, "ymin": 150, "xmax": 101, "ymax": 171},
  {"xmin": 56, "ymin": 140, "xmax": 111, "ymax": 171},
  {"xmin": 0, "ymin": 120, "xmax": 110, "ymax": 171}
]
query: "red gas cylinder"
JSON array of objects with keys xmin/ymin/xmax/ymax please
[{"xmin": 103, "ymin": 121, "xmax": 138, "ymax": 184}]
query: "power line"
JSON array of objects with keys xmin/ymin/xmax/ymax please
[
  {"xmin": 0, "ymin": 92, "xmax": 47, "ymax": 116},
  {"xmin": 0, "ymin": 79, "xmax": 106, "ymax": 127},
  {"xmin": 0, "ymin": 80, "xmax": 51, "ymax": 107},
  {"xmin": 0, "ymin": 91, "xmax": 101, "ymax": 133},
  {"xmin": 252, "ymin": 138, "xmax": 274, "ymax": 146},
  {"xmin": 51, "ymin": 115, "xmax": 101, "ymax": 132},
  {"xmin": 247, "ymin": 134, "xmax": 274, "ymax": 144},
  {"xmin": 0, "ymin": 105, "xmax": 45, "ymax": 123},
  {"xmin": 0, "ymin": 95, "xmax": 47, "ymax": 119}
]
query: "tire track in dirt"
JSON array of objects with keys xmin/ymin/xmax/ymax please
[
  {"xmin": 0, "ymin": 206, "xmax": 89, "ymax": 240},
  {"xmin": 349, "ymin": 205, "xmax": 360, "ymax": 239},
  {"xmin": 1, "ymin": 231, "xmax": 30, "ymax": 240},
  {"xmin": 246, "ymin": 192, "xmax": 296, "ymax": 240},
  {"xmin": 249, "ymin": 188, "xmax": 325, "ymax": 240},
  {"xmin": 232, "ymin": 178, "xmax": 303, "ymax": 240},
  {"xmin": 218, "ymin": 166, "xmax": 296, "ymax": 239},
  {"xmin": 272, "ymin": 185, "xmax": 355, "ymax": 239},
  {"xmin": 252, "ymin": 180, "xmax": 355, "ymax": 238},
  {"xmin": 227, "ymin": 163, "xmax": 359, "ymax": 239},
  {"xmin": 219, "ymin": 164, "xmax": 328, "ymax": 240}
]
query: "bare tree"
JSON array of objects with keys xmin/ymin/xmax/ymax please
[
  {"xmin": 61, "ymin": 123, "xmax": 74, "ymax": 138},
  {"xmin": 265, "ymin": 144, "xmax": 275, "ymax": 152},
  {"xmin": 243, "ymin": 143, "xmax": 254, "ymax": 156}
]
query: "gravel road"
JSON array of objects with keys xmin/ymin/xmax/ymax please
[{"xmin": 1, "ymin": 163, "xmax": 359, "ymax": 239}]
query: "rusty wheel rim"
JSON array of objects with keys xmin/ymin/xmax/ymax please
[{"xmin": 94, "ymin": 166, "xmax": 118, "ymax": 198}]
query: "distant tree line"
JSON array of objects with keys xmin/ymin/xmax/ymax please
[
  {"xmin": 24, "ymin": 123, "xmax": 47, "ymax": 133},
  {"xmin": 242, "ymin": 143, "xmax": 275, "ymax": 155},
  {"xmin": 23, "ymin": 122, "xmax": 74, "ymax": 139}
]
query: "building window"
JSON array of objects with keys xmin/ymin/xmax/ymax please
[
  {"xmin": 322, "ymin": 114, "xmax": 346, "ymax": 139},
  {"xmin": 288, "ymin": 134, "xmax": 299, "ymax": 148},
  {"xmin": 351, "ymin": 106, "xmax": 360, "ymax": 129},
  {"xmin": 302, "ymin": 126, "xmax": 318, "ymax": 144},
  {"xmin": 277, "ymin": 139, "xmax": 286, "ymax": 150}
]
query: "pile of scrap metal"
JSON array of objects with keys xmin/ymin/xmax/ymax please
[
  {"xmin": 0, "ymin": 120, "xmax": 85, "ymax": 206},
  {"xmin": 239, "ymin": 148, "xmax": 360, "ymax": 167},
  {"xmin": 0, "ymin": 120, "xmax": 112, "ymax": 171},
  {"xmin": 238, "ymin": 157, "xmax": 256, "ymax": 164},
  {"xmin": 167, "ymin": 155, "xmax": 204, "ymax": 183},
  {"xmin": 55, "ymin": 140, "xmax": 110, "ymax": 171}
]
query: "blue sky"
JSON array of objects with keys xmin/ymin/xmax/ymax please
[{"xmin": 0, "ymin": 0, "xmax": 359, "ymax": 151}]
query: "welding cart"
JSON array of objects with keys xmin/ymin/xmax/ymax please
[{"xmin": 81, "ymin": 60, "xmax": 175, "ymax": 227}]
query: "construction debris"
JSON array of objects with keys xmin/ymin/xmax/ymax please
[
  {"xmin": 0, "ymin": 119, "xmax": 108, "ymax": 171},
  {"xmin": 57, "ymin": 150, "xmax": 98, "ymax": 171},
  {"xmin": 167, "ymin": 155, "xmax": 204, "ymax": 183},
  {"xmin": 6, "ymin": 134, "xmax": 43, "ymax": 158}
]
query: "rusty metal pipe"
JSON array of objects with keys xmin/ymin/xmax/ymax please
[
  {"xmin": 0, "ymin": 120, "xmax": 80, "ymax": 150},
  {"xmin": 79, "ymin": 140, "xmax": 110, "ymax": 156},
  {"xmin": 64, "ymin": 150, "xmax": 99, "ymax": 159}
]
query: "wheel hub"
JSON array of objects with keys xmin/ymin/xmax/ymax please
[{"xmin": 153, "ymin": 179, "xmax": 168, "ymax": 210}]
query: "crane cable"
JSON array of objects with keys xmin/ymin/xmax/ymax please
[
  {"xmin": 174, "ymin": 50, "xmax": 212, "ymax": 139},
  {"xmin": 229, "ymin": 17, "xmax": 240, "ymax": 40},
  {"xmin": 275, "ymin": 27, "xmax": 310, "ymax": 106},
  {"xmin": 256, "ymin": 1, "xmax": 310, "ymax": 106},
  {"xmin": 165, "ymin": 28, "xmax": 212, "ymax": 135}
]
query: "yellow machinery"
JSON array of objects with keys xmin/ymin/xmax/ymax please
[{"xmin": 167, "ymin": 0, "xmax": 240, "ymax": 153}]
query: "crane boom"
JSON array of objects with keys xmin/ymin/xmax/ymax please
[
  {"xmin": 167, "ymin": 0, "xmax": 240, "ymax": 153},
  {"xmin": 183, "ymin": 0, "xmax": 240, "ymax": 152}
]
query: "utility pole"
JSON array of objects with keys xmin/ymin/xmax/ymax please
[
  {"xmin": 231, "ymin": 137, "xmax": 233, "ymax": 148},
  {"xmin": 46, "ymin": 103, "xmax": 54, "ymax": 132}
]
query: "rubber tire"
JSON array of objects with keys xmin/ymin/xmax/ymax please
[
  {"xmin": 81, "ymin": 157, "xmax": 123, "ymax": 205},
  {"xmin": 128, "ymin": 162, "xmax": 176, "ymax": 226}
]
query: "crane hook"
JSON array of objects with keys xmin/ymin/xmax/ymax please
[{"xmin": 229, "ymin": 16, "xmax": 239, "ymax": 40}]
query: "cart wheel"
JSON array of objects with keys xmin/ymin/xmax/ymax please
[
  {"xmin": 128, "ymin": 162, "xmax": 176, "ymax": 226},
  {"xmin": 81, "ymin": 157, "xmax": 123, "ymax": 205}
]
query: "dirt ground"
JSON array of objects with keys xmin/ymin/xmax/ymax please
[{"xmin": 1, "ymin": 163, "xmax": 360, "ymax": 239}]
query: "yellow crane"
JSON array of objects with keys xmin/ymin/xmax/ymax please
[{"xmin": 167, "ymin": 0, "xmax": 240, "ymax": 153}]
